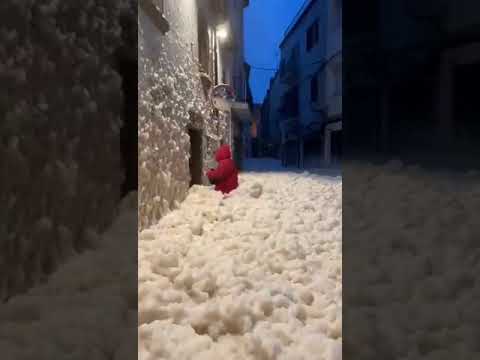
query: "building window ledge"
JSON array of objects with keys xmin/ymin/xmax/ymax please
[{"xmin": 140, "ymin": 0, "xmax": 170, "ymax": 34}]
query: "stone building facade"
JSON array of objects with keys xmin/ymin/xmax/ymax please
[{"xmin": 139, "ymin": 0, "xmax": 249, "ymax": 231}]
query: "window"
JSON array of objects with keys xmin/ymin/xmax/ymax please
[
  {"xmin": 306, "ymin": 20, "xmax": 319, "ymax": 52},
  {"xmin": 311, "ymin": 74, "xmax": 319, "ymax": 102},
  {"xmin": 280, "ymin": 59, "xmax": 286, "ymax": 75},
  {"xmin": 292, "ymin": 45, "xmax": 300, "ymax": 61}
]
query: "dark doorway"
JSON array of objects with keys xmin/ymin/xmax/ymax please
[
  {"xmin": 234, "ymin": 136, "xmax": 243, "ymax": 170},
  {"xmin": 283, "ymin": 141, "xmax": 300, "ymax": 167},
  {"xmin": 331, "ymin": 129, "xmax": 342, "ymax": 163},
  {"xmin": 454, "ymin": 61, "xmax": 480, "ymax": 144},
  {"xmin": 251, "ymin": 138, "xmax": 259, "ymax": 157},
  {"xmin": 188, "ymin": 128, "xmax": 203, "ymax": 186},
  {"xmin": 304, "ymin": 132, "xmax": 323, "ymax": 160},
  {"xmin": 232, "ymin": 117, "xmax": 243, "ymax": 170},
  {"xmin": 116, "ymin": 50, "xmax": 138, "ymax": 198},
  {"xmin": 453, "ymin": 60, "xmax": 480, "ymax": 166}
]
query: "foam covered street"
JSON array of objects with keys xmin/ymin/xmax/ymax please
[{"xmin": 139, "ymin": 165, "xmax": 342, "ymax": 360}]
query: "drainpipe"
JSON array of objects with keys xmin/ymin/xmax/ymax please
[{"xmin": 214, "ymin": 32, "xmax": 219, "ymax": 85}]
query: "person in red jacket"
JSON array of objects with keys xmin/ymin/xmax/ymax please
[{"xmin": 207, "ymin": 144, "xmax": 239, "ymax": 194}]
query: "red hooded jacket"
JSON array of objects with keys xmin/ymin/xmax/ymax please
[{"xmin": 207, "ymin": 144, "xmax": 238, "ymax": 194}]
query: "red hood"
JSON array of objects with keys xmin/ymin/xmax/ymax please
[{"xmin": 215, "ymin": 144, "xmax": 231, "ymax": 161}]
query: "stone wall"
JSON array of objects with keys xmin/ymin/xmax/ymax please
[
  {"xmin": 0, "ymin": 1, "xmax": 137, "ymax": 300},
  {"xmin": 138, "ymin": 0, "xmax": 231, "ymax": 231}
]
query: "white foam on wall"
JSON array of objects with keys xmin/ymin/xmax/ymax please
[
  {"xmin": 138, "ymin": 1, "xmax": 231, "ymax": 231},
  {"xmin": 0, "ymin": 192, "xmax": 138, "ymax": 358},
  {"xmin": 0, "ymin": 0, "xmax": 136, "ymax": 300}
]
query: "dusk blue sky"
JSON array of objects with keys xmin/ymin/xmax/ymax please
[{"xmin": 244, "ymin": 0, "xmax": 307, "ymax": 104}]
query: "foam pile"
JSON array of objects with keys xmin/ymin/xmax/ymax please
[
  {"xmin": 0, "ymin": 0, "xmax": 136, "ymax": 299},
  {"xmin": 0, "ymin": 193, "xmax": 138, "ymax": 359},
  {"xmin": 139, "ymin": 172, "xmax": 342, "ymax": 359},
  {"xmin": 345, "ymin": 161, "xmax": 480, "ymax": 359}
]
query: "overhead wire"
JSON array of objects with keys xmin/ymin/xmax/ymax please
[{"xmin": 248, "ymin": 50, "xmax": 342, "ymax": 73}]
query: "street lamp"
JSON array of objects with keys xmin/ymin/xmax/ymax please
[{"xmin": 216, "ymin": 24, "xmax": 228, "ymax": 41}]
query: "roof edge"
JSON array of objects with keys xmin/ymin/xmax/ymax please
[{"xmin": 279, "ymin": 0, "xmax": 318, "ymax": 49}]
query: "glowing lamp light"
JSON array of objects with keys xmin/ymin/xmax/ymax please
[{"xmin": 216, "ymin": 25, "xmax": 228, "ymax": 40}]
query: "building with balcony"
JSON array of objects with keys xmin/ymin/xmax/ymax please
[
  {"xmin": 260, "ymin": 71, "xmax": 283, "ymax": 159},
  {"xmin": 264, "ymin": 0, "xmax": 342, "ymax": 168}
]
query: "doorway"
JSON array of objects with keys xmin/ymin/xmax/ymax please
[
  {"xmin": 331, "ymin": 129, "xmax": 342, "ymax": 163},
  {"xmin": 454, "ymin": 61, "xmax": 480, "ymax": 142},
  {"xmin": 188, "ymin": 128, "xmax": 203, "ymax": 186},
  {"xmin": 453, "ymin": 60, "xmax": 480, "ymax": 165},
  {"xmin": 116, "ymin": 51, "xmax": 138, "ymax": 198}
]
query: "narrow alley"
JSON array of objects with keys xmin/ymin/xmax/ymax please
[
  {"xmin": 3, "ymin": 0, "xmax": 480, "ymax": 358},
  {"xmin": 139, "ymin": 160, "xmax": 342, "ymax": 359},
  {"xmin": 138, "ymin": 0, "xmax": 343, "ymax": 358}
]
